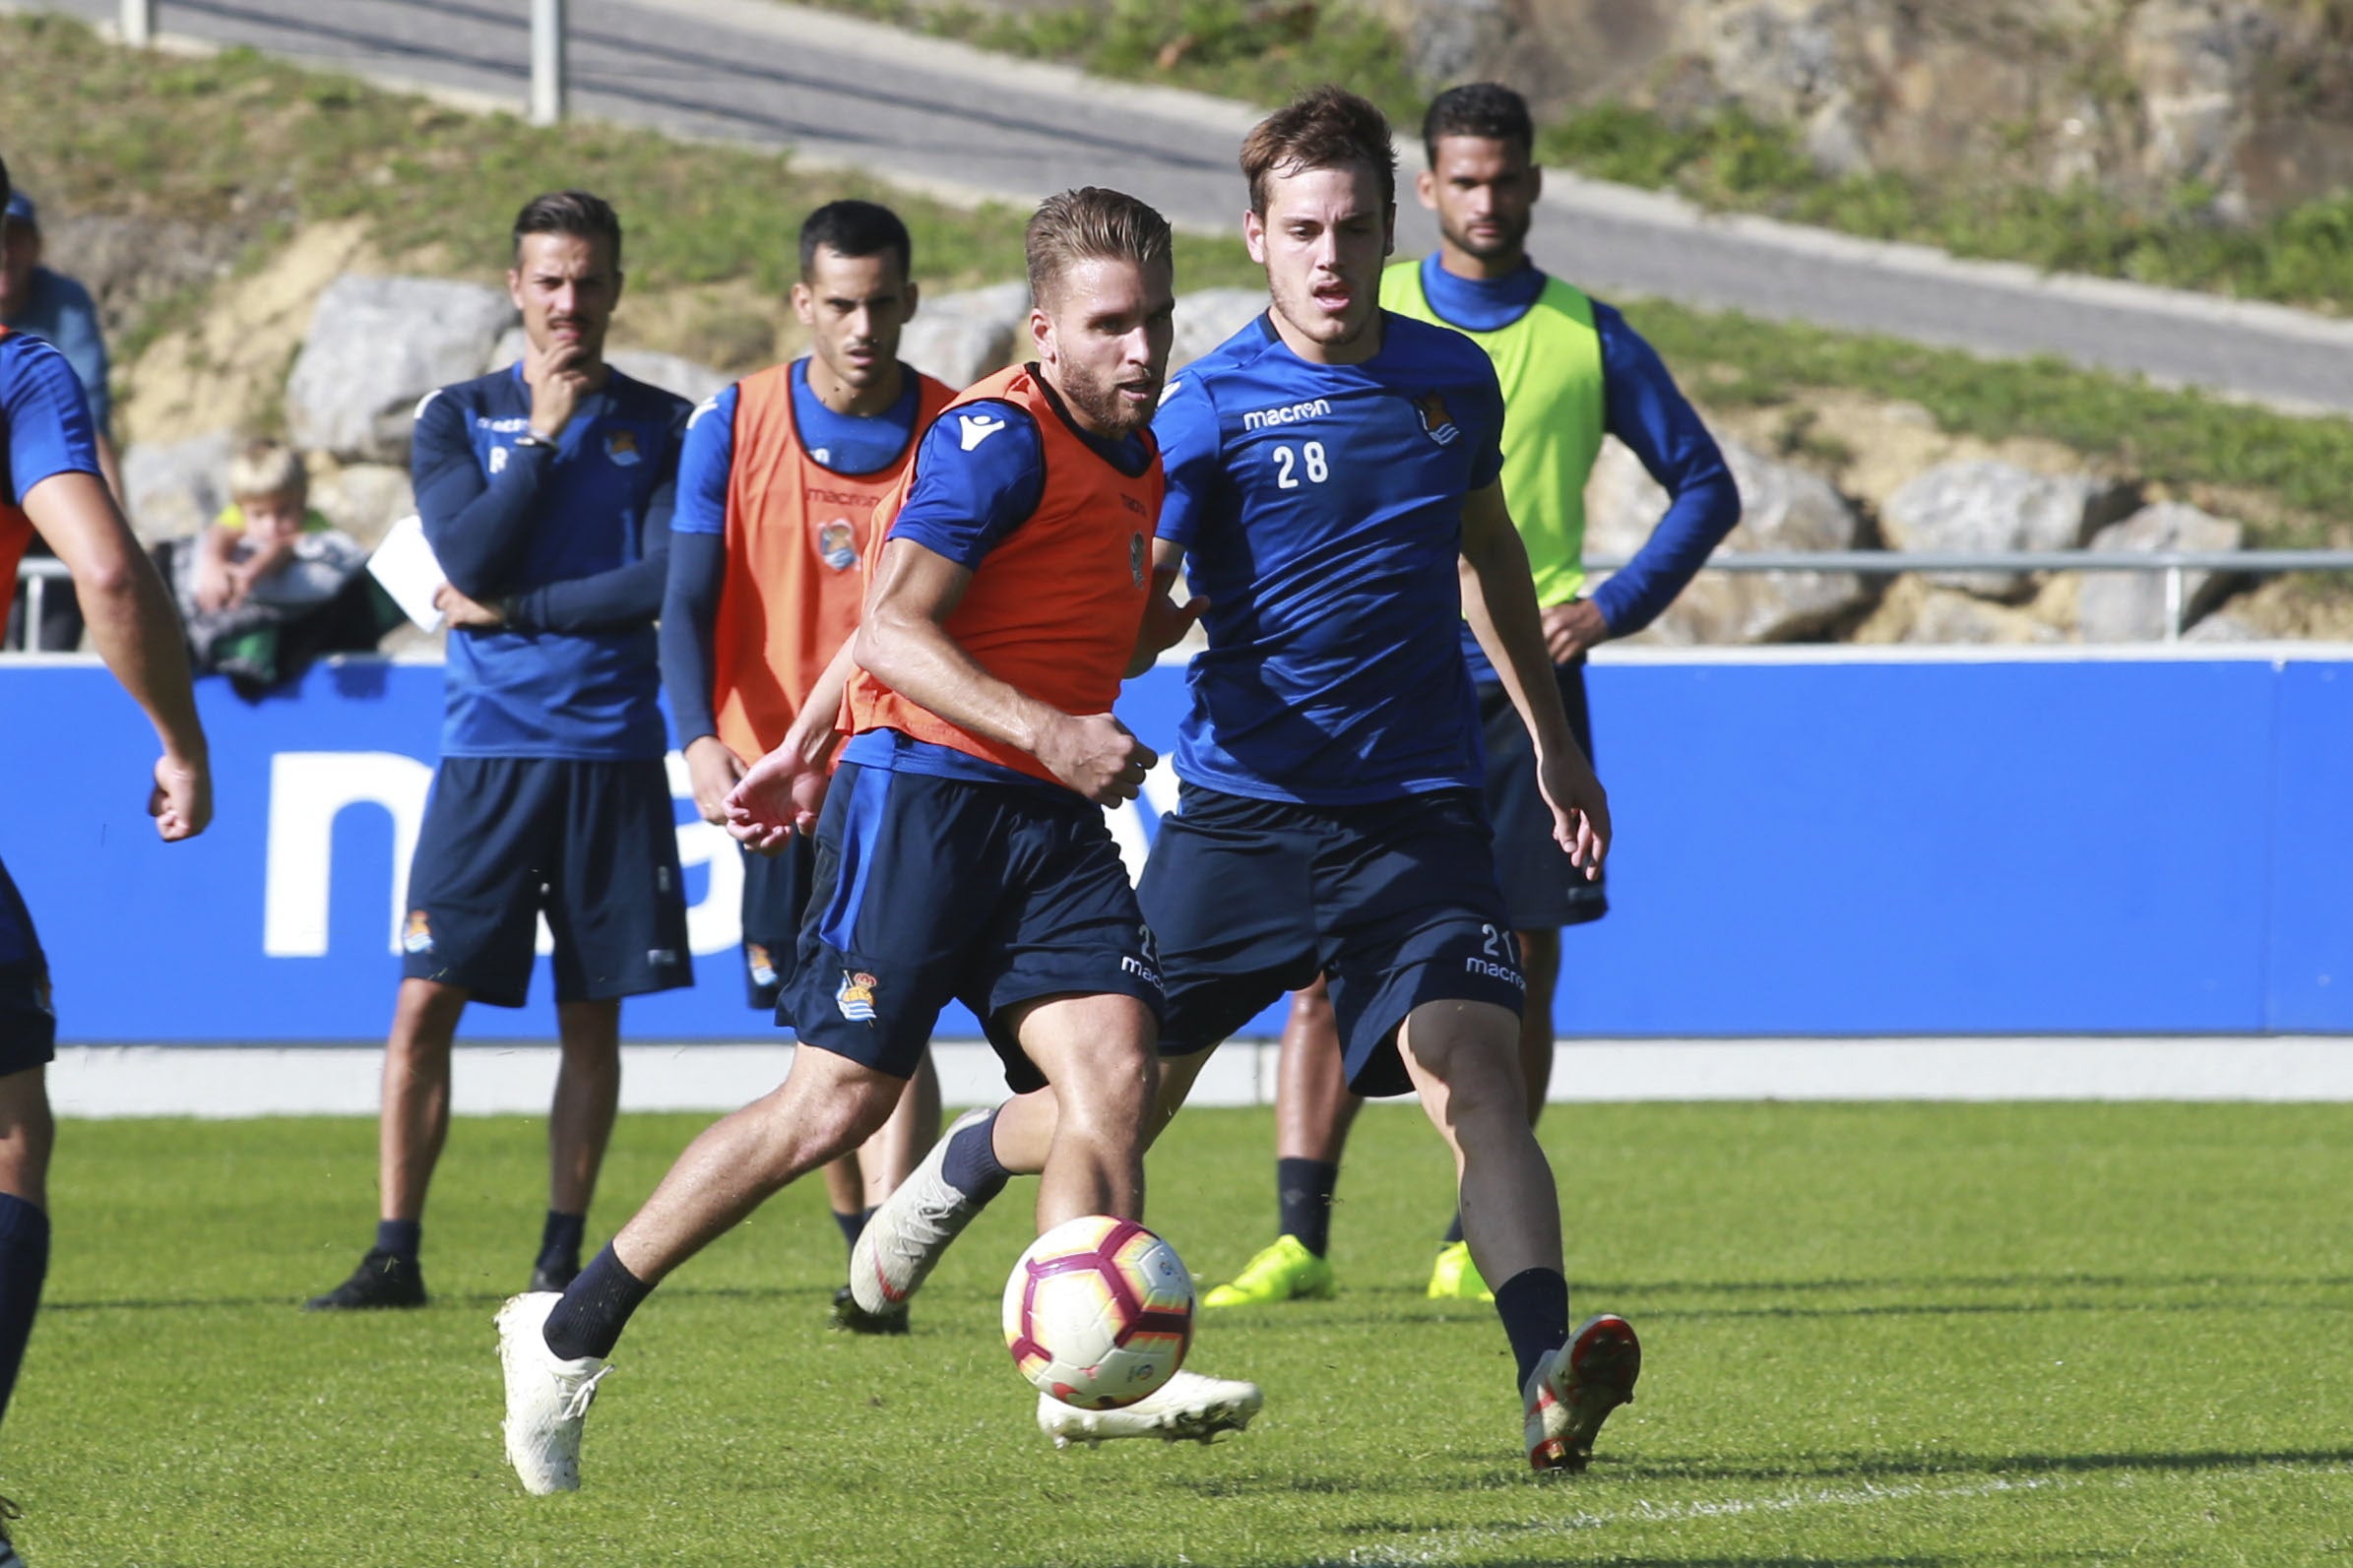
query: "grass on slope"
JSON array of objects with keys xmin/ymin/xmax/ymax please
[{"xmin": 20, "ymin": 1100, "xmax": 2353, "ymax": 1565}]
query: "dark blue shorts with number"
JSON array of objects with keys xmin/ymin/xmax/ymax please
[
  {"xmin": 401, "ymin": 756, "xmax": 692, "ymax": 1007},
  {"xmin": 1479, "ymin": 658, "xmax": 1607, "ymax": 930},
  {"xmin": 1137, "ymin": 784, "xmax": 1523, "ymax": 1098},
  {"xmin": 0, "ymin": 857, "xmax": 54, "ymax": 1076},
  {"xmin": 779, "ymin": 761, "xmax": 1163, "ymax": 1093},
  {"xmin": 739, "ymin": 836, "xmax": 816, "ymax": 1014}
]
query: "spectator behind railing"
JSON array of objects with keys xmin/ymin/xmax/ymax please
[
  {"xmin": 0, "ymin": 187, "xmax": 123, "ymax": 652},
  {"xmin": 152, "ymin": 440, "xmax": 404, "ymax": 695}
]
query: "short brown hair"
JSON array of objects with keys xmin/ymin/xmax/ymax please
[
  {"xmin": 1025, "ymin": 187, "xmax": 1173, "ymax": 308},
  {"xmin": 1240, "ymin": 86, "xmax": 1396, "ymax": 216},
  {"xmin": 511, "ymin": 189, "xmax": 622, "ymax": 268}
]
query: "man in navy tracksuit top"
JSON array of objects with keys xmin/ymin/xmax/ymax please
[{"xmin": 307, "ymin": 192, "xmax": 693, "ymax": 1311}]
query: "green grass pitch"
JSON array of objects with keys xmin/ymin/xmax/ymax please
[{"xmin": 18, "ymin": 1099, "xmax": 2352, "ymax": 1564}]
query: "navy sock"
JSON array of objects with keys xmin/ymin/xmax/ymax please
[
  {"xmin": 374, "ymin": 1219, "xmax": 421, "ymax": 1260},
  {"xmin": 537, "ymin": 1211, "xmax": 586, "ymax": 1274},
  {"xmin": 1276, "ymin": 1158, "xmax": 1339, "ymax": 1258},
  {"xmin": 542, "ymin": 1244, "xmax": 651, "ymax": 1361},
  {"xmin": 1494, "ymin": 1267, "xmax": 1570, "ymax": 1394},
  {"xmin": 1440, "ymin": 1211, "xmax": 1465, "ymax": 1246},
  {"xmin": 938, "ymin": 1108, "xmax": 1011, "ymax": 1205},
  {"xmin": 0, "ymin": 1193, "xmax": 48, "ymax": 1428},
  {"xmin": 833, "ymin": 1208, "xmax": 865, "ymax": 1255}
]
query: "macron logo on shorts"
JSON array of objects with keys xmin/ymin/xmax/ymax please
[
  {"xmin": 957, "ymin": 413, "xmax": 1008, "ymax": 451},
  {"xmin": 837, "ymin": 969, "xmax": 879, "ymax": 1022}
]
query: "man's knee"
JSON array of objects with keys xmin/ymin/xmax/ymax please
[
  {"xmin": 1404, "ymin": 1003, "xmax": 1529, "ymax": 1116},
  {"xmin": 0, "ymin": 1068, "xmax": 54, "ymax": 1200}
]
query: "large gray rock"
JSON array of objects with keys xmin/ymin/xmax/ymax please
[
  {"xmin": 286, "ymin": 276, "xmax": 516, "ymax": 463},
  {"xmin": 306, "ymin": 462, "xmax": 414, "ymax": 553},
  {"xmin": 605, "ymin": 348, "xmax": 731, "ymax": 409},
  {"xmin": 1585, "ymin": 434, "xmax": 1870, "ymax": 644},
  {"xmin": 898, "ymin": 282, "xmax": 1031, "ymax": 390},
  {"xmin": 2076, "ymin": 501, "xmax": 2245, "ymax": 643},
  {"xmin": 120, "ymin": 429, "xmax": 237, "ymax": 541},
  {"xmin": 1879, "ymin": 460, "xmax": 2136, "ymax": 599},
  {"xmin": 1170, "ymin": 287, "xmax": 1267, "ymax": 372},
  {"xmin": 1899, "ymin": 583, "xmax": 2065, "ymax": 646}
]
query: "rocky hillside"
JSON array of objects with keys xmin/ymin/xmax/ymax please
[{"xmin": 108, "ymin": 253, "xmax": 2333, "ymax": 650}]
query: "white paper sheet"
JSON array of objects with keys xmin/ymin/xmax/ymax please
[{"xmin": 366, "ymin": 514, "xmax": 445, "ymax": 632}]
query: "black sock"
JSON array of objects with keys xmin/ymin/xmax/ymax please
[
  {"xmin": 1440, "ymin": 1211, "xmax": 1465, "ymax": 1246},
  {"xmin": 1276, "ymin": 1158, "xmax": 1339, "ymax": 1258},
  {"xmin": 938, "ymin": 1107, "xmax": 1012, "ymax": 1205},
  {"xmin": 1494, "ymin": 1267, "xmax": 1570, "ymax": 1394},
  {"xmin": 374, "ymin": 1218, "xmax": 421, "ymax": 1260},
  {"xmin": 542, "ymin": 1244, "xmax": 652, "ymax": 1361},
  {"xmin": 537, "ymin": 1211, "xmax": 586, "ymax": 1275},
  {"xmin": 0, "ymin": 1194, "xmax": 48, "ymax": 1427},
  {"xmin": 833, "ymin": 1208, "xmax": 865, "ymax": 1256}
]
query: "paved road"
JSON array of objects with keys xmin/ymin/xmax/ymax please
[{"xmin": 27, "ymin": 0, "xmax": 2353, "ymax": 414}]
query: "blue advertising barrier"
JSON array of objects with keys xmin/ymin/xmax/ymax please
[{"xmin": 2, "ymin": 650, "xmax": 2347, "ymax": 1041}]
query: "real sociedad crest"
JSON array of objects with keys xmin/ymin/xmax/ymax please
[
  {"xmin": 817, "ymin": 519, "xmax": 858, "ymax": 572},
  {"xmin": 1411, "ymin": 390, "xmax": 1461, "ymax": 447},
  {"xmin": 604, "ymin": 429, "xmax": 643, "ymax": 466}
]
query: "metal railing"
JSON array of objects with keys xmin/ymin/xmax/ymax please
[
  {"xmin": 113, "ymin": 0, "xmax": 567, "ymax": 122},
  {"xmin": 10, "ymin": 549, "xmax": 2353, "ymax": 652}
]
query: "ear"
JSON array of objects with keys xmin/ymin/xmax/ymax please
[
  {"xmin": 506, "ymin": 268, "xmax": 526, "ymax": 313},
  {"xmin": 1028, "ymin": 304, "xmax": 1055, "ymax": 367},
  {"xmin": 791, "ymin": 280, "xmax": 815, "ymax": 327},
  {"xmin": 901, "ymin": 279, "xmax": 921, "ymax": 322},
  {"xmin": 1415, "ymin": 167, "xmax": 1438, "ymax": 211},
  {"xmin": 610, "ymin": 268, "xmax": 626, "ymax": 310},
  {"xmin": 1242, "ymin": 207, "xmax": 1267, "ymax": 266},
  {"xmin": 1382, "ymin": 204, "xmax": 1397, "ymax": 260},
  {"xmin": 1528, "ymin": 164, "xmax": 1544, "ymax": 206}
]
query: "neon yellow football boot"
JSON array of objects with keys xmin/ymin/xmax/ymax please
[
  {"xmin": 1426, "ymin": 1239, "xmax": 1494, "ymax": 1302},
  {"xmin": 1201, "ymin": 1234, "xmax": 1334, "ymax": 1308}
]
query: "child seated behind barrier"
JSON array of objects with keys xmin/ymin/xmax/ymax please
[{"xmin": 192, "ymin": 441, "xmax": 359, "ymax": 614}]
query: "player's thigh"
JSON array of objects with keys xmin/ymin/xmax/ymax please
[
  {"xmin": 1480, "ymin": 671, "xmax": 1606, "ymax": 931},
  {"xmin": 739, "ymin": 836, "xmax": 815, "ymax": 1014},
  {"xmin": 1134, "ymin": 785, "xmax": 1321, "ymax": 1059},
  {"xmin": 401, "ymin": 757, "xmax": 551, "ymax": 1007},
  {"xmin": 779, "ymin": 764, "xmax": 1002, "ymax": 1084},
  {"xmin": 542, "ymin": 757, "xmax": 694, "ymax": 1005},
  {"xmin": 973, "ymin": 800, "xmax": 1164, "ymax": 1097},
  {"xmin": 1314, "ymin": 790, "xmax": 1527, "ymax": 1098},
  {"xmin": 0, "ymin": 861, "xmax": 55, "ymax": 1087}
]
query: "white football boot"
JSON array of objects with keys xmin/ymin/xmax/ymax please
[
  {"xmin": 495, "ymin": 1291, "xmax": 612, "ymax": 1494},
  {"xmin": 1038, "ymin": 1368, "xmax": 1265, "ymax": 1448},
  {"xmin": 849, "ymin": 1105, "xmax": 997, "ymax": 1319},
  {"xmin": 1524, "ymin": 1313, "xmax": 1640, "ymax": 1473}
]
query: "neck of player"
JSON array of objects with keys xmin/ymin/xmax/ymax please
[
  {"xmin": 1435, "ymin": 236, "xmax": 1528, "ymax": 282},
  {"xmin": 807, "ymin": 351, "xmax": 905, "ymax": 419}
]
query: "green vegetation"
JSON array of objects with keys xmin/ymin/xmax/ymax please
[
  {"xmin": 806, "ymin": 0, "xmax": 2353, "ymax": 314},
  {"xmin": 1621, "ymin": 299, "xmax": 2353, "ymax": 538},
  {"xmin": 25, "ymin": 1101, "xmax": 2353, "ymax": 1564}
]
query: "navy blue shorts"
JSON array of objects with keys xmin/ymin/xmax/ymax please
[
  {"xmin": 0, "ymin": 859, "xmax": 54, "ymax": 1076},
  {"xmin": 402, "ymin": 757, "xmax": 693, "ymax": 1008},
  {"xmin": 1480, "ymin": 658, "xmax": 1607, "ymax": 930},
  {"xmin": 1137, "ymin": 784, "xmax": 1524, "ymax": 1098},
  {"xmin": 779, "ymin": 762, "xmax": 1163, "ymax": 1093},
  {"xmin": 739, "ymin": 836, "xmax": 816, "ymax": 1014}
]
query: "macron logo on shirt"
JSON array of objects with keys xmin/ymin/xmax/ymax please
[
  {"xmin": 1240, "ymin": 398, "xmax": 1332, "ymax": 431},
  {"xmin": 958, "ymin": 412, "xmax": 1009, "ymax": 451}
]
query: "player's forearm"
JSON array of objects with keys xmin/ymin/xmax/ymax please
[
  {"xmin": 1460, "ymin": 530, "xmax": 1579, "ymax": 766},
  {"xmin": 779, "ymin": 637, "xmax": 860, "ymax": 770},
  {"xmin": 417, "ymin": 445, "xmax": 551, "ymax": 598},
  {"xmin": 853, "ymin": 612, "xmax": 1066, "ymax": 761},
  {"xmin": 1589, "ymin": 470, "xmax": 1739, "ymax": 637},
  {"xmin": 658, "ymin": 531, "xmax": 726, "ymax": 743}
]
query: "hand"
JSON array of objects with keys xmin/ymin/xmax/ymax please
[
  {"xmin": 1537, "ymin": 746, "xmax": 1610, "ymax": 878},
  {"xmin": 192, "ymin": 556, "xmax": 234, "ymax": 614},
  {"xmin": 725, "ymin": 739, "xmax": 830, "ymax": 852},
  {"xmin": 684, "ymin": 734, "xmax": 747, "ymax": 826},
  {"xmin": 151, "ymin": 750, "xmax": 212, "ymax": 842},
  {"xmin": 1129, "ymin": 584, "xmax": 1209, "ymax": 675},
  {"xmin": 526, "ymin": 339, "xmax": 594, "ymax": 440},
  {"xmin": 1542, "ymin": 598, "xmax": 1610, "ymax": 664},
  {"xmin": 1035, "ymin": 712, "xmax": 1155, "ymax": 805},
  {"xmin": 433, "ymin": 583, "xmax": 506, "ymax": 629}
]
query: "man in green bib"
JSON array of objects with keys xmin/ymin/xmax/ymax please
[{"xmin": 1205, "ymin": 82, "xmax": 1742, "ymax": 1309}]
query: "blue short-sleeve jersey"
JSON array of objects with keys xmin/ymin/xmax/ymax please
[
  {"xmin": 1155, "ymin": 311, "xmax": 1506, "ymax": 804},
  {"xmin": 0, "ymin": 332, "xmax": 102, "ymax": 509},
  {"xmin": 413, "ymin": 364, "xmax": 688, "ymax": 759}
]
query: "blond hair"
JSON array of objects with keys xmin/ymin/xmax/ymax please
[
  {"xmin": 1025, "ymin": 187, "xmax": 1173, "ymax": 309},
  {"xmin": 226, "ymin": 439, "xmax": 307, "ymax": 502}
]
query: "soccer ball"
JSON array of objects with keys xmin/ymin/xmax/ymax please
[{"xmin": 1002, "ymin": 1215, "xmax": 1195, "ymax": 1411}]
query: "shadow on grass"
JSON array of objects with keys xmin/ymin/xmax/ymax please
[{"xmin": 1630, "ymin": 1446, "xmax": 2353, "ymax": 1485}]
